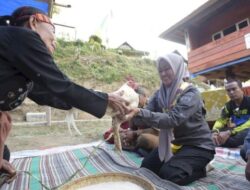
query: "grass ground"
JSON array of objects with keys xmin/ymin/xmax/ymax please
[
  {"xmin": 6, "ymin": 120, "xmax": 111, "ymax": 151},
  {"xmin": 54, "ymin": 39, "xmax": 160, "ymax": 93}
]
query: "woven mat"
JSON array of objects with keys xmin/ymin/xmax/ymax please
[{"xmin": 2, "ymin": 145, "xmax": 249, "ymax": 190}]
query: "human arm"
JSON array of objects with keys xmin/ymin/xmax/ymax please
[
  {"xmin": 9, "ymin": 29, "xmax": 124, "ymax": 118},
  {"xmin": 0, "ymin": 113, "xmax": 11, "ymax": 168},
  {"xmin": 0, "ymin": 113, "xmax": 15, "ymax": 176},
  {"xmin": 212, "ymin": 119, "xmax": 250, "ymax": 146},
  {"xmin": 126, "ymin": 89, "xmax": 202, "ymax": 129},
  {"xmin": 231, "ymin": 119, "xmax": 250, "ymax": 135},
  {"xmin": 28, "ymin": 83, "xmax": 72, "ymax": 110},
  {"xmin": 212, "ymin": 130, "xmax": 231, "ymax": 146},
  {"xmin": 129, "ymin": 91, "xmax": 160, "ymax": 128},
  {"xmin": 107, "ymin": 92, "xmax": 129, "ymax": 115},
  {"xmin": 212, "ymin": 105, "xmax": 230, "ymax": 133},
  {"xmin": 211, "ymin": 104, "xmax": 231, "ymax": 145},
  {"xmin": 29, "ymin": 84, "xmax": 129, "ymax": 115}
]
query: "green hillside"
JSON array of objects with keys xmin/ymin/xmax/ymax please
[{"xmin": 54, "ymin": 39, "xmax": 160, "ymax": 94}]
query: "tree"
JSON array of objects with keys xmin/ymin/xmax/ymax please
[{"xmin": 88, "ymin": 35, "xmax": 102, "ymax": 45}]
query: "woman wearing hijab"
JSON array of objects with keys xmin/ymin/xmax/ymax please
[
  {"xmin": 0, "ymin": 6, "xmax": 128, "ymax": 181},
  {"xmin": 126, "ymin": 53, "xmax": 215, "ymax": 185}
]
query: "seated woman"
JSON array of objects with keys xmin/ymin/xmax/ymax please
[
  {"xmin": 126, "ymin": 53, "xmax": 215, "ymax": 185},
  {"xmin": 121, "ymin": 63, "xmax": 193, "ymax": 157}
]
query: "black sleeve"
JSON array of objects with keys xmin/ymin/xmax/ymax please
[
  {"xmin": 28, "ymin": 83, "xmax": 72, "ymax": 110},
  {"xmin": 7, "ymin": 29, "xmax": 108, "ymax": 118}
]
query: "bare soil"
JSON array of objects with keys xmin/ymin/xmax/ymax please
[
  {"xmin": 7, "ymin": 99, "xmax": 112, "ymax": 152},
  {"xmin": 7, "ymin": 120, "xmax": 111, "ymax": 152}
]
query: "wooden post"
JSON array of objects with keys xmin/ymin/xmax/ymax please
[{"xmin": 48, "ymin": 0, "xmax": 54, "ymax": 18}]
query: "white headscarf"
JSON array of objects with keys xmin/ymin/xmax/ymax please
[{"xmin": 156, "ymin": 53, "xmax": 186, "ymax": 162}]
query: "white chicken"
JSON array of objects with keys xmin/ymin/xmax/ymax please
[{"xmin": 110, "ymin": 83, "xmax": 139, "ymax": 152}]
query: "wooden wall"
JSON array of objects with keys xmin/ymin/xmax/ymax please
[
  {"xmin": 188, "ymin": 24, "xmax": 250, "ymax": 74},
  {"xmin": 189, "ymin": 0, "xmax": 250, "ymax": 50}
]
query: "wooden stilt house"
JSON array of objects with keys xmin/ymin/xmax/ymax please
[{"xmin": 160, "ymin": 0, "xmax": 250, "ymax": 81}]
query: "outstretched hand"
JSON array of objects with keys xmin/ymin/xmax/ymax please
[
  {"xmin": 108, "ymin": 91, "xmax": 130, "ymax": 115},
  {"xmin": 123, "ymin": 108, "xmax": 140, "ymax": 121}
]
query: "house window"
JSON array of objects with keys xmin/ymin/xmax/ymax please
[
  {"xmin": 237, "ymin": 18, "xmax": 249, "ymax": 30},
  {"xmin": 212, "ymin": 18, "xmax": 249, "ymax": 41},
  {"xmin": 212, "ymin": 32, "xmax": 222, "ymax": 41},
  {"xmin": 223, "ymin": 25, "xmax": 237, "ymax": 36}
]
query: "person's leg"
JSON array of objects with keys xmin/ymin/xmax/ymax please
[
  {"xmin": 240, "ymin": 144, "xmax": 247, "ymax": 162},
  {"xmin": 0, "ymin": 145, "xmax": 11, "ymax": 174},
  {"xmin": 246, "ymin": 156, "xmax": 250, "ymax": 181},
  {"xmin": 141, "ymin": 148, "xmax": 163, "ymax": 175},
  {"xmin": 136, "ymin": 133, "xmax": 159, "ymax": 150},
  {"xmin": 222, "ymin": 129, "xmax": 249, "ymax": 148},
  {"xmin": 0, "ymin": 145, "xmax": 16, "ymax": 187},
  {"xmin": 3, "ymin": 145, "xmax": 10, "ymax": 162},
  {"xmin": 0, "ymin": 112, "xmax": 12, "ymax": 175},
  {"xmin": 136, "ymin": 134, "xmax": 158, "ymax": 157},
  {"xmin": 240, "ymin": 129, "xmax": 250, "ymax": 181},
  {"xmin": 136, "ymin": 148, "xmax": 151, "ymax": 157},
  {"xmin": 159, "ymin": 146, "xmax": 214, "ymax": 185}
]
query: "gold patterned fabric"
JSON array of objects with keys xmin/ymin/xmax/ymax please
[{"xmin": 201, "ymin": 88, "xmax": 229, "ymax": 121}]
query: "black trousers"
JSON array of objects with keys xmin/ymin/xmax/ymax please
[
  {"xmin": 3, "ymin": 145, "xmax": 10, "ymax": 161},
  {"xmin": 240, "ymin": 129, "xmax": 250, "ymax": 162},
  {"xmin": 141, "ymin": 146, "xmax": 215, "ymax": 186},
  {"xmin": 0, "ymin": 145, "xmax": 10, "ymax": 174},
  {"xmin": 222, "ymin": 129, "xmax": 249, "ymax": 148}
]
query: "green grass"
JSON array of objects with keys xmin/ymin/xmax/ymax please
[{"xmin": 54, "ymin": 39, "xmax": 160, "ymax": 92}]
